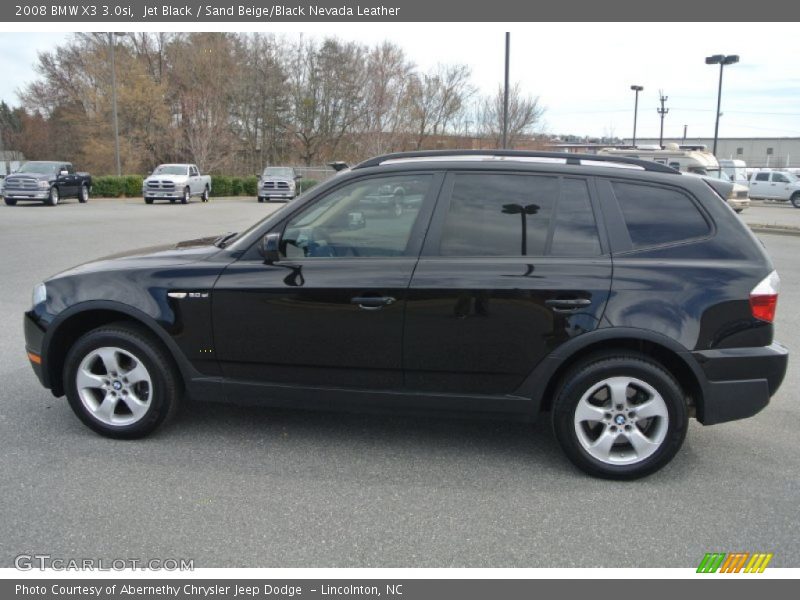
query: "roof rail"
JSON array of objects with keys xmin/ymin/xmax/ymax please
[{"xmin": 353, "ymin": 149, "xmax": 679, "ymax": 174}]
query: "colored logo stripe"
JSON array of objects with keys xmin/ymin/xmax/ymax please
[{"xmin": 697, "ymin": 552, "xmax": 773, "ymax": 573}]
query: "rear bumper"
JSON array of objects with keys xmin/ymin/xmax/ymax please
[{"xmin": 692, "ymin": 342, "xmax": 788, "ymax": 425}]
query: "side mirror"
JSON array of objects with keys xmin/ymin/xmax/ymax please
[
  {"xmin": 260, "ymin": 232, "xmax": 281, "ymax": 264},
  {"xmin": 294, "ymin": 174, "xmax": 302, "ymax": 180},
  {"xmin": 59, "ymin": 170, "xmax": 69, "ymax": 176}
]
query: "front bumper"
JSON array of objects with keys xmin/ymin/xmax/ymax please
[
  {"xmin": 5, "ymin": 192, "xmax": 49, "ymax": 200},
  {"xmin": 692, "ymin": 342, "xmax": 788, "ymax": 425},
  {"xmin": 24, "ymin": 311, "xmax": 47, "ymax": 388},
  {"xmin": 727, "ymin": 197, "xmax": 751, "ymax": 210},
  {"xmin": 260, "ymin": 190, "xmax": 295, "ymax": 199},
  {"xmin": 144, "ymin": 191, "xmax": 181, "ymax": 199}
]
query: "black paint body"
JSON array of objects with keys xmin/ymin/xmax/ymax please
[{"xmin": 24, "ymin": 160, "xmax": 788, "ymax": 425}]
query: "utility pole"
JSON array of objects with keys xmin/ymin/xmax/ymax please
[
  {"xmin": 502, "ymin": 32, "xmax": 510, "ymax": 149},
  {"xmin": 630, "ymin": 85, "xmax": 643, "ymax": 148},
  {"xmin": 657, "ymin": 90, "xmax": 669, "ymax": 148},
  {"xmin": 109, "ymin": 32, "xmax": 122, "ymax": 176},
  {"xmin": 683, "ymin": 124, "xmax": 688, "ymax": 142}
]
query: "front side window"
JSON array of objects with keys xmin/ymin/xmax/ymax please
[
  {"xmin": 612, "ymin": 181, "xmax": 710, "ymax": 249},
  {"xmin": 773, "ymin": 173, "xmax": 790, "ymax": 184},
  {"xmin": 282, "ymin": 174, "xmax": 432, "ymax": 259},
  {"xmin": 439, "ymin": 173, "xmax": 600, "ymax": 257}
]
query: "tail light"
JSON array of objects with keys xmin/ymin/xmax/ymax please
[{"xmin": 750, "ymin": 270, "xmax": 780, "ymax": 323}]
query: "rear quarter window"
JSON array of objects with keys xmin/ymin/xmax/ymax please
[{"xmin": 611, "ymin": 181, "xmax": 710, "ymax": 249}]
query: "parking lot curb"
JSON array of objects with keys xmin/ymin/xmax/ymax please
[{"xmin": 748, "ymin": 223, "xmax": 800, "ymax": 237}]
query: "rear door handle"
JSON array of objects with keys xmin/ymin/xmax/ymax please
[
  {"xmin": 546, "ymin": 298, "xmax": 592, "ymax": 311},
  {"xmin": 351, "ymin": 296, "xmax": 396, "ymax": 310}
]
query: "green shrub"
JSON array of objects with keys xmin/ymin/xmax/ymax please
[
  {"xmin": 123, "ymin": 175, "xmax": 144, "ymax": 197},
  {"xmin": 298, "ymin": 179, "xmax": 318, "ymax": 193},
  {"xmin": 210, "ymin": 175, "xmax": 231, "ymax": 197},
  {"xmin": 242, "ymin": 176, "xmax": 259, "ymax": 196},
  {"xmin": 91, "ymin": 175, "xmax": 144, "ymax": 198}
]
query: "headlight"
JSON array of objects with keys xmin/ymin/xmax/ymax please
[
  {"xmin": 38, "ymin": 181, "xmax": 50, "ymax": 189},
  {"xmin": 32, "ymin": 283, "xmax": 47, "ymax": 307}
]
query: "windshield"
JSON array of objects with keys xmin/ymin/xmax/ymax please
[
  {"xmin": 17, "ymin": 162, "xmax": 60, "ymax": 175},
  {"xmin": 153, "ymin": 165, "xmax": 188, "ymax": 176},
  {"xmin": 263, "ymin": 167, "xmax": 295, "ymax": 179}
]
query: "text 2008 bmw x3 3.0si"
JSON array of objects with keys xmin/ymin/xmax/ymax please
[{"xmin": 23, "ymin": 151, "xmax": 788, "ymax": 479}]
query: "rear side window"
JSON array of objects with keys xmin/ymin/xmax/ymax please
[
  {"xmin": 439, "ymin": 173, "xmax": 601, "ymax": 257},
  {"xmin": 755, "ymin": 172, "xmax": 769, "ymax": 182},
  {"xmin": 612, "ymin": 182, "xmax": 709, "ymax": 249}
]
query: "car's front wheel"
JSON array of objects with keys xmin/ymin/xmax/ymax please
[
  {"xmin": 552, "ymin": 352, "xmax": 688, "ymax": 479},
  {"xmin": 4, "ymin": 198, "xmax": 16, "ymax": 206},
  {"xmin": 63, "ymin": 324, "xmax": 181, "ymax": 439},
  {"xmin": 182, "ymin": 187, "xmax": 190, "ymax": 204},
  {"xmin": 46, "ymin": 187, "xmax": 59, "ymax": 206}
]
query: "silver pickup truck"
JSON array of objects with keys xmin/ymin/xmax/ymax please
[{"xmin": 142, "ymin": 164, "xmax": 211, "ymax": 204}]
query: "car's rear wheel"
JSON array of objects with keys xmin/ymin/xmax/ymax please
[
  {"xmin": 791, "ymin": 192, "xmax": 800, "ymax": 208},
  {"xmin": 182, "ymin": 187, "xmax": 190, "ymax": 204},
  {"xmin": 78, "ymin": 184, "xmax": 89, "ymax": 203},
  {"xmin": 552, "ymin": 352, "xmax": 688, "ymax": 480},
  {"xmin": 63, "ymin": 324, "xmax": 181, "ymax": 439},
  {"xmin": 4, "ymin": 198, "xmax": 16, "ymax": 206},
  {"xmin": 46, "ymin": 187, "xmax": 59, "ymax": 206},
  {"xmin": 201, "ymin": 187, "xmax": 209, "ymax": 202}
]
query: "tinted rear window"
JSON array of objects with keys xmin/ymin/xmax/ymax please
[
  {"xmin": 612, "ymin": 182, "xmax": 710, "ymax": 248},
  {"xmin": 439, "ymin": 173, "xmax": 601, "ymax": 257}
]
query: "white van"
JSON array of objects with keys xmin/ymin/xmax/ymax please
[{"xmin": 598, "ymin": 144, "xmax": 750, "ymax": 212}]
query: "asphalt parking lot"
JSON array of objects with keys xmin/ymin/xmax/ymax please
[{"xmin": 1, "ymin": 197, "xmax": 798, "ymax": 568}]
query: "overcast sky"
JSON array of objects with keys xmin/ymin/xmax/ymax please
[{"xmin": 1, "ymin": 23, "xmax": 799, "ymax": 139}]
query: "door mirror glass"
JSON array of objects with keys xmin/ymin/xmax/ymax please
[
  {"xmin": 260, "ymin": 232, "xmax": 281, "ymax": 264},
  {"xmin": 59, "ymin": 170, "xmax": 69, "ymax": 176}
]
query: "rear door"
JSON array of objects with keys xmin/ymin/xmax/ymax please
[
  {"xmin": 751, "ymin": 171, "xmax": 771, "ymax": 198},
  {"xmin": 403, "ymin": 171, "xmax": 612, "ymax": 396}
]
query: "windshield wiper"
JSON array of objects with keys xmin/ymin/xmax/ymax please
[{"xmin": 213, "ymin": 232, "xmax": 238, "ymax": 248}]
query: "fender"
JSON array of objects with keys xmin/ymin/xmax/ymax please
[
  {"xmin": 514, "ymin": 326, "xmax": 707, "ymax": 408},
  {"xmin": 41, "ymin": 299, "xmax": 201, "ymax": 392}
]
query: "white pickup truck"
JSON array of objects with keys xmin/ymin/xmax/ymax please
[
  {"xmin": 142, "ymin": 164, "xmax": 211, "ymax": 204},
  {"xmin": 749, "ymin": 170, "xmax": 800, "ymax": 208}
]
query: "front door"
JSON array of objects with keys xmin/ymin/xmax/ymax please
[
  {"xmin": 403, "ymin": 171, "xmax": 612, "ymax": 396},
  {"xmin": 212, "ymin": 172, "xmax": 441, "ymax": 390}
]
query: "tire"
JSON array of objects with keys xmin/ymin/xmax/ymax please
[
  {"xmin": 78, "ymin": 184, "xmax": 89, "ymax": 203},
  {"xmin": 257, "ymin": 197, "xmax": 264, "ymax": 203},
  {"xmin": 145, "ymin": 197, "xmax": 154, "ymax": 205},
  {"xmin": 169, "ymin": 198, "xmax": 176, "ymax": 204},
  {"xmin": 734, "ymin": 208, "xmax": 743, "ymax": 214},
  {"xmin": 201, "ymin": 187, "xmax": 209, "ymax": 202},
  {"xmin": 182, "ymin": 187, "xmax": 190, "ymax": 204},
  {"xmin": 552, "ymin": 351, "xmax": 688, "ymax": 480},
  {"xmin": 4, "ymin": 198, "xmax": 16, "ymax": 206},
  {"xmin": 63, "ymin": 323, "xmax": 182, "ymax": 439},
  {"xmin": 791, "ymin": 193, "xmax": 800, "ymax": 209},
  {"xmin": 46, "ymin": 187, "xmax": 59, "ymax": 206},
  {"xmin": 392, "ymin": 201, "xmax": 403, "ymax": 217}
]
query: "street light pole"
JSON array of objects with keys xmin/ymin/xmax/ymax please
[
  {"xmin": 705, "ymin": 54, "xmax": 739, "ymax": 157},
  {"xmin": 630, "ymin": 85, "xmax": 643, "ymax": 148},
  {"xmin": 109, "ymin": 32, "xmax": 122, "ymax": 177}
]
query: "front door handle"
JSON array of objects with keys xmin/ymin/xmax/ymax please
[
  {"xmin": 546, "ymin": 298, "xmax": 592, "ymax": 312},
  {"xmin": 351, "ymin": 296, "xmax": 396, "ymax": 310}
]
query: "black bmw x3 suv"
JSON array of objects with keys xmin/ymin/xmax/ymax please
[{"xmin": 24, "ymin": 150, "xmax": 788, "ymax": 479}]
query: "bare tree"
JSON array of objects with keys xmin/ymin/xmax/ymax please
[
  {"xmin": 477, "ymin": 82, "xmax": 545, "ymax": 148},
  {"xmin": 408, "ymin": 64, "xmax": 473, "ymax": 149}
]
